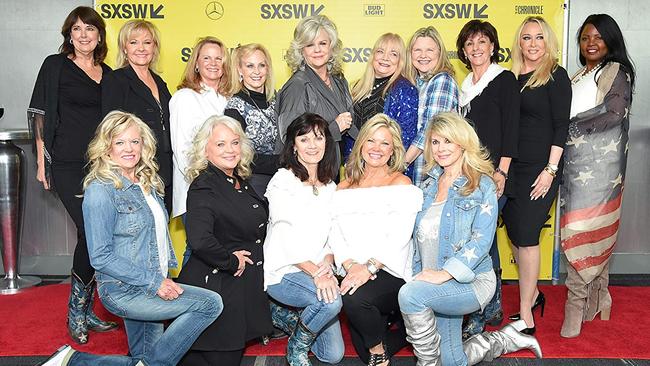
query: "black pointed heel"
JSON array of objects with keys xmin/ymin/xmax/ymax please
[{"xmin": 508, "ymin": 291, "xmax": 546, "ymax": 320}]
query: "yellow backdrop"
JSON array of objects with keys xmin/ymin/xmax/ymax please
[{"xmin": 95, "ymin": 0, "xmax": 566, "ymax": 278}]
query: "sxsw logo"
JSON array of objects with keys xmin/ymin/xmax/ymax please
[
  {"xmin": 260, "ymin": 3, "xmax": 325, "ymax": 19},
  {"xmin": 423, "ymin": 3, "xmax": 488, "ymax": 19},
  {"xmin": 342, "ymin": 47, "xmax": 372, "ymax": 63},
  {"xmin": 100, "ymin": 3, "xmax": 164, "ymax": 19},
  {"xmin": 364, "ymin": 4, "xmax": 385, "ymax": 16}
]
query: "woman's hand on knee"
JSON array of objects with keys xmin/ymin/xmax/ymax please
[
  {"xmin": 314, "ymin": 275, "xmax": 339, "ymax": 303},
  {"xmin": 414, "ymin": 269, "xmax": 452, "ymax": 285},
  {"xmin": 340, "ymin": 264, "xmax": 372, "ymax": 296},
  {"xmin": 157, "ymin": 278, "xmax": 184, "ymax": 300}
]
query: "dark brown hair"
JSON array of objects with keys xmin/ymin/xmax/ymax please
[
  {"xmin": 59, "ymin": 6, "xmax": 108, "ymax": 64},
  {"xmin": 456, "ymin": 20, "xmax": 500, "ymax": 69},
  {"xmin": 279, "ymin": 113, "xmax": 337, "ymax": 184}
]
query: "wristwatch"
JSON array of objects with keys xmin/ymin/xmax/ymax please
[{"xmin": 365, "ymin": 258, "xmax": 379, "ymax": 276}]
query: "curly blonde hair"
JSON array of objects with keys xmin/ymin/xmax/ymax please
[
  {"xmin": 345, "ymin": 113, "xmax": 405, "ymax": 185},
  {"xmin": 116, "ymin": 20, "xmax": 161, "ymax": 71},
  {"xmin": 177, "ymin": 36, "xmax": 231, "ymax": 95},
  {"xmin": 285, "ymin": 15, "xmax": 344, "ymax": 76},
  {"xmin": 227, "ymin": 43, "xmax": 275, "ymax": 101},
  {"xmin": 185, "ymin": 115, "xmax": 255, "ymax": 183},
  {"xmin": 83, "ymin": 111, "xmax": 164, "ymax": 195},
  {"xmin": 423, "ymin": 112, "xmax": 494, "ymax": 195}
]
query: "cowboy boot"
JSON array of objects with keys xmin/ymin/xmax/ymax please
[
  {"xmin": 85, "ymin": 276, "xmax": 119, "ymax": 332},
  {"xmin": 286, "ymin": 319, "xmax": 317, "ymax": 366},
  {"xmin": 401, "ymin": 309, "xmax": 441, "ymax": 366},
  {"xmin": 560, "ymin": 264, "xmax": 587, "ymax": 338},
  {"xmin": 585, "ymin": 262, "xmax": 612, "ymax": 322},
  {"xmin": 68, "ymin": 271, "xmax": 90, "ymax": 344},
  {"xmin": 270, "ymin": 300, "xmax": 300, "ymax": 336},
  {"xmin": 463, "ymin": 320, "xmax": 542, "ymax": 366}
]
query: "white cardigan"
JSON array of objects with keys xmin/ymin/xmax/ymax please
[
  {"xmin": 169, "ymin": 86, "xmax": 227, "ymax": 218},
  {"xmin": 329, "ymin": 184, "xmax": 423, "ymax": 281},
  {"xmin": 263, "ymin": 169, "xmax": 336, "ymax": 287}
]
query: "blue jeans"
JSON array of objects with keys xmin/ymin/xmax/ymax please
[
  {"xmin": 267, "ymin": 271, "xmax": 344, "ymax": 364},
  {"xmin": 69, "ymin": 282, "xmax": 223, "ymax": 366},
  {"xmin": 399, "ymin": 280, "xmax": 481, "ymax": 366}
]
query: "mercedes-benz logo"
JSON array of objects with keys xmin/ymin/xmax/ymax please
[{"xmin": 205, "ymin": 1, "xmax": 224, "ymax": 20}]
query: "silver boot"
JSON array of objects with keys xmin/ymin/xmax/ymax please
[
  {"xmin": 401, "ymin": 309, "xmax": 441, "ymax": 366},
  {"xmin": 463, "ymin": 320, "xmax": 542, "ymax": 366}
]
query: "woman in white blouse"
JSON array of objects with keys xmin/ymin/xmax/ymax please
[
  {"xmin": 170, "ymin": 36, "xmax": 230, "ymax": 220},
  {"xmin": 264, "ymin": 113, "xmax": 344, "ymax": 366},
  {"xmin": 330, "ymin": 113, "xmax": 423, "ymax": 366}
]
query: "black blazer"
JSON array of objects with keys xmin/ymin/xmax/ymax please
[
  {"xmin": 101, "ymin": 65, "xmax": 173, "ymax": 188},
  {"xmin": 177, "ymin": 164, "xmax": 273, "ymax": 350}
]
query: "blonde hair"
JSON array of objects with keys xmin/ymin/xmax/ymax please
[
  {"xmin": 405, "ymin": 26, "xmax": 455, "ymax": 82},
  {"xmin": 227, "ymin": 43, "xmax": 275, "ymax": 101},
  {"xmin": 83, "ymin": 111, "xmax": 164, "ymax": 195},
  {"xmin": 351, "ymin": 33, "xmax": 407, "ymax": 103},
  {"xmin": 511, "ymin": 16, "xmax": 559, "ymax": 89},
  {"xmin": 345, "ymin": 113, "xmax": 405, "ymax": 185},
  {"xmin": 285, "ymin": 15, "xmax": 344, "ymax": 76},
  {"xmin": 423, "ymin": 112, "xmax": 494, "ymax": 195},
  {"xmin": 178, "ymin": 36, "xmax": 231, "ymax": 95},
  {"xmin": 185, "ymin": 115, "xmax": 254, "ymax": 182},
  {"xmin": 116, "ymin": 20, "xmax": 161, "ymax": 71}
]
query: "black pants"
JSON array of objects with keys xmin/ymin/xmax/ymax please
[
  {"xmin": 52, "ymin": 162, "xmax": 94, "ymax": 284},
  {"xmin": 342, "ymin": 270, "xmax": 408, "ymax": 363},
  {"xmin": 179, "ymin": 349, "xmax": 243, "ymax": 366}
]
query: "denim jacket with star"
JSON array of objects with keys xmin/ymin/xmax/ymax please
[
  {"xmin": 412, "ymin": 166, "xmax": 498, "ymax": 283},
  {"xmin": 83, "ymin": 176, "xmax": 177, "ymax": 296}
]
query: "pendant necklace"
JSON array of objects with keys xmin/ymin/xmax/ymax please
[{"xmin": 308, "ymin": 178, "xmax": 319, "ymax": 196}]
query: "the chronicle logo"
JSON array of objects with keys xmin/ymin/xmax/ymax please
[
  {"xmin": 364, "ymin": 4, "xmax": 385, "ymax": 16},
  {"xmin": 99, "ymin": 3, "xmax": 164, "ymax": 19},
  {"xmin": 514, "ymin": 5, "xmax": 543, "ymax": 14},
  {"xmin": 422, "ymin": 3, "xmax": 488, "ymax": 19},
  {"xmin": 260, "ymin": 3, "xmax": 325, "ymax": 19},
  {"xmin": 205, "ymin": 1, "xmax": 224, "ymax": 20}
]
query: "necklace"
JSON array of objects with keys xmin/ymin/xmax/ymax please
[
  {"xmin": 308, "ymin": 178, "xmax": 319, "ymax": 196},
  {"xmin": 572, "ymin": 62, "xmax": 603, "ymax": 85}
]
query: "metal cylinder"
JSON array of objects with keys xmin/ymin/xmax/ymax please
[{"xmin": 0, "ymin": 130, "xmax": 41, "ymax": 294}]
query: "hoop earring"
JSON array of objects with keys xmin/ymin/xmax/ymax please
[
  {"xmin": 69, "ymin": 38, "xmax": 73, "ymax": 45},
  {"xmin": 195, "ymin": 66, "xmax": 199, "ymax": 73}
]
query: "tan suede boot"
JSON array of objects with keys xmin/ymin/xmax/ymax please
[
  {"xmin": 560, "ymin": 264, "xmax": 587, "ymax": 338},
  {"xmin": 584, "ymin": 262, "xmax": 612, "ymax": 321}
]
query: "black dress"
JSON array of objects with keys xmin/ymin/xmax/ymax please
[
  {"xmin": 465, "ymin": 70, "xmax": 520, "ymax": 197},
  {"xmin": 502, "ymin": 67, "xmax": 571, "ymax": 246},
  {"xmin": 101, "ymin": 65, "xmax": 173, "ymax": 212},
  {"xmin": 177, "ymin": 164, "xmax": 273, "ymax": 351}
]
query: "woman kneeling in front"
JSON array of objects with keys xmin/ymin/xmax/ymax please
[{"xmin": 398, "ymin": 112, "xmax": 542, "ymax": 366}]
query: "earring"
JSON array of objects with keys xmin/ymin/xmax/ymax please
[
  {"xmin": 293, "ymin": 150, "xmax": 298, "ymax": 157},
  {"xmin": 195, "ymin": 66, "xmax": 199, "ymax": 73},
  {"xmin": 98, "ymin": 36, "xmax": 101, "ymax": 43},
  {"xmin": 239, "ymin": 74, "xmax": 243, "ymax": 82},
  {"xmin": 69, "ymin": 38, "xmax": 73, "ymax": 45}
]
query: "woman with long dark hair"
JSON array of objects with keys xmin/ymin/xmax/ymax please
[
  {"xmin": 560, "ymin": 13, "xmax": 635, "ymax": 338},
  {"xmin": 27, "ymin": 6, "xmax": 117, "ymax": 344}
]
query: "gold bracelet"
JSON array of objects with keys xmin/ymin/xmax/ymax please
[{"xmin": 544, "ymin": 165, "xmax": 557, "ymax": 177}]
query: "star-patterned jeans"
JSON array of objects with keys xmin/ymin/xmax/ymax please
[{"xmin": 398, "ymin": 279, "xmax": 482, "ymax": 366}]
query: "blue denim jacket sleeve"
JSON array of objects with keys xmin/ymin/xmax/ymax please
[
  {"xmin": 442, "ymin": 178, "xmax": 498, "ymax": 283},
  {"xmin": 83, "ymin": 182, "xmax": 165, "ymax": 296}
]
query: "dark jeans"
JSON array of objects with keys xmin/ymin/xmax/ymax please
[
  {"xmin": 52, "ymin": 162, "xmax": 93, "ymax": 283},
  {"xmin": 342, "ymin": 270, "xmax": 408, "ymax": 363}
]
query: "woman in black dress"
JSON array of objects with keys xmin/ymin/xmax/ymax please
[
  {"xmin": 502, "ymin": 16, "xmax": 571, "ymax": 335},
  {"xmin": 224, "ymin": 43, "xmax": 279, "ymax": 196},
  {"xmin": 27, "ymin": 6, "xmax": 117, "ymax": 344},
  {"xmin": 101, "ymin": 19, "xmax": 173, "ymax": 212},
  {"xmin": 177, "ymin": 115, "xmax": 273, "ymax": 366},
  {"xmin": 456, "ymin": 20, "xmax": 520, "ymax": 339}
]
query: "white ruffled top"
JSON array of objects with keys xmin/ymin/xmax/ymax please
[
  {"xmin": 328, "ymin": 184, "xmax": 423, "ymax": 281},
  {"xmin": 263, "ymin": 168, "xmax": 336, "ymax": 288}
]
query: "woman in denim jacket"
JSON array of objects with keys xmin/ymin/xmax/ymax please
[
  {"xmin": 398, "ymin": 113, "xmax": 541, "ymax": 366},
  {"xmin": 42, "ymin": 111, "xmax": 223, "ymax": 366}
]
